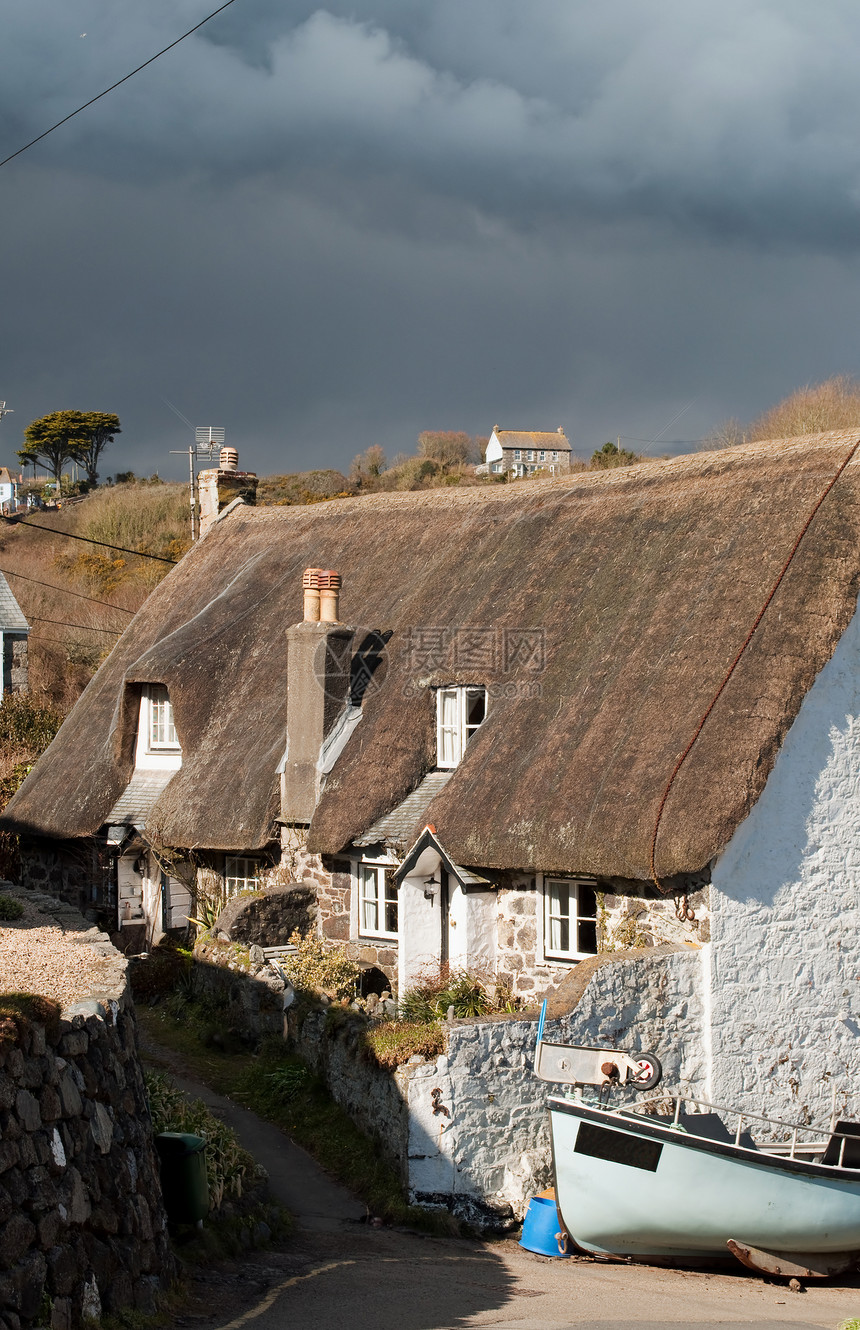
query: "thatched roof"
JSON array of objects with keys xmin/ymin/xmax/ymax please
[{"xmin": 7, "ymin": 431, "xmax": 860, "ymax": 880}]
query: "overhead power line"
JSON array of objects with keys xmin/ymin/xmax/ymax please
[
  {"xmin": 0, "ymin": 567, "xmax": 136, "ymax": 614},
  {"xmin": 1, "ymin": 515, "xmax": 178, "ymax": 564},
  {"xmin": 28, "ymin": 615, "xmax": 121, "ymax": 635},
  {"xmin": 0, "ymin": 0, "xmax": 240, "ymax": 171}
]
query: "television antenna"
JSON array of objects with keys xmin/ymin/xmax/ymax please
[{"xmin": 170, "ymin": 426, "xmax": 225, "ymax": 542}]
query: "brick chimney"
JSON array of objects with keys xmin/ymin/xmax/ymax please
[
  {"xmin": 281, "ymin": 568, "xmax": 354, "ymax": 822},
  {"xmin": 198, "ymin": 447, "xmax": 258, "ymax": 537}
]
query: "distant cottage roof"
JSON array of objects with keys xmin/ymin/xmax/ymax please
[
  {"xmin": 7, "ymin": 431, "xmax": 860, "ymax": 882},
  {"xmin": 0, "ymin": 572, "xmax": 29, "ymax": 633},
  {"xmin": 494, "ymin": 429, "xmax": 570, "ymax": 451}
]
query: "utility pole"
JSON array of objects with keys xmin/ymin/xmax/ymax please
[{"xmin": 170, "ymin": 426, "xmax": 224, "ymax": 543}]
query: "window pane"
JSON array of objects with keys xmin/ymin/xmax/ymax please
[
  {"xmin": 360, "ymin": 866, "xmax": 378, "ymax": 932},
  {"xmin": 578, "ymin": 918, "xmax": 597, "ymax": 954},
  {"xmin": 550, "ymin": 915, "xmax": 569, "ymax": 953},
  {"xmin": 579, "ymin": 884, "xmax": 597, "ymax": 918},
  {"xmin": 466, "ymin": 690, "xmax": 486, "ymax": 729},
  {"xmin": 384, "ymin": 875, "xmax": 398, "ymax": 933}
]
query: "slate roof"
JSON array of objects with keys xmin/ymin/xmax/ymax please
[
  {"xmin": 353, "ymin": 771, "xmax": 453, "ymax": 849},
  {"xmin": 7, "ymin": 431, "xmax": 860, "ymax": 882},
  {"xmin": 0, "ymin": 573, "xmax": 29, "ymax": 632},
  {"xmin": 494, "ymin": 430, "xmax": 570, "ymax": 452},
  {"xmin": 105, "ymin": 770, "xmax": 176, "ymax": 832}
]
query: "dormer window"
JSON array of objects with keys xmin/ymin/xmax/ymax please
[
  {"xmin": 135, "ymin": 684, "xmax": 182, "ymax": 770},
  {"xmin": 436, "ymin": 686, "xmax": 487, "ymax": 768}
]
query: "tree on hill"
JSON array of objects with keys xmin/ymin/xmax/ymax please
[
  {"xmin": 18, "ymin": 410, "xmax": 121, "ymax": 487},
  {"xmin": 590, "ymin": 441, "xmax": 640, "ymax": 469},
  {"xmin": 74, "ymin": 411, "xmax": 121, "ymax": 485}
]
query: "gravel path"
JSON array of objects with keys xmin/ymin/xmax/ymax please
[{"xmin": 0, "ymin": 892, "xmax": 117, "ymax": 1007}]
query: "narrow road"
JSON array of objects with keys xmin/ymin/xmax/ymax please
[{"xmin": 143, "ymin": 1036, "xmax": 860, "ymax": 1329}]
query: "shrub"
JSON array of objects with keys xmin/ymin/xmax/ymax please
[
  {"xmin": 0, "ymin": 895, "xmax": 23, "ymax": 921},
  {"xmin": 145, "ymin": 1071, "xmax": 255, "ymax": 1210},
  {"xmin": 398, "ymin": 967, "xmax": 521, "ymax": 1024},
  {"xmin": 283, "ymin": 930, "xmax": 361, "ymax": 1000}
]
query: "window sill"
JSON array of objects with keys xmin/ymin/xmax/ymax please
[{"xmin": 358, "ymin": 933, "xmax": 399, "ymax": 944}]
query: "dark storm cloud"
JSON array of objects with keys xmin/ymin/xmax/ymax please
[
  {"xmin": 2, "ymin": 2, "xmax": 860, "ymax": 479},
  {"xmin": 6, "ymin": 2, "xmax": 860, "ymax": 245}
]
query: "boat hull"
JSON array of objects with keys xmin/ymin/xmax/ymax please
[{"xmin": 550, "ymin": 1098, "xmax": 860, "ymax": 1260}]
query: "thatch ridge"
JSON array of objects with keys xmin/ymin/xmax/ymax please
[{"xmin": 6, "ymin": 431, "xmax": 860, "ymax": 879}]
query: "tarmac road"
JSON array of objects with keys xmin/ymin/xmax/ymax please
[{"xmin": 157, "ymin": 1057, "xmax": 860, "ymax": 1330}]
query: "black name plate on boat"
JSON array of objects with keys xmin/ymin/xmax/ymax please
[{"xmin": 574, "ymin": 1122, "xmax": 663, "ymax": 1172}]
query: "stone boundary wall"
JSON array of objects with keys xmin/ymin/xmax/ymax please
[
  {"xmin": 292, "ymin": 945, "xmax": 706, "ymax": 1228},
  {"xmin": 0, "ymin": 887, "xmax": 173, "ymax": 1330}
]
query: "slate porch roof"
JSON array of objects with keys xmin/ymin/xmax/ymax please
[
  {"xmin": 353, "ymin": 771, "xmax": 453, "ymax": 850},
  {"xmin": 0, "ymin": 573, "xmax": 29, "ymax": 632}
]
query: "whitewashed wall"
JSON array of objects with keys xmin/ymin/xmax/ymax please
[
  {"xmin": 709, "ymin": 605, "xmax": 860, "ymax": 1124},
  {"xmin": 407, "ymin": 947, "xmax": 705, "ymax": 1224}
]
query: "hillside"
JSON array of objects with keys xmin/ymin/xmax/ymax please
[{"xmin": 0, "ymin": 481, "xmax": 190, "ymax": 710}]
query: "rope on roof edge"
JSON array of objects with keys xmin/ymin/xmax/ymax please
[{"xmin": 650, "ymin": 435, "xmax": 860, "ymax": 894}]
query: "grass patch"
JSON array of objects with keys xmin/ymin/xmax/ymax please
[
  {"xmin": 361, "ymin": 1019, "xmax": 445, "ymax": 1071},
  {"xmin": 137, "ymin": 1003, "xmax": 460, "ymax": 1235},
  {"xmin": 0, "ymin": 993, "xmax": 61, "ymax": 1046}
]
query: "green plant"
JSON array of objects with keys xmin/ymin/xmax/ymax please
[
  {"xmin": 283, "ymin": 930, "xmax": 361, "ymax": 1000},
  {"xmin": 265, "ymin": 1064, "xmax": 310, "ymax": 1102},
  {"xmin": 399, "ymin": 967, "xmax": 518, "ymax": 1023},
  {"xmin": 145, "ymin": 1071, "xmax": 255, "ymax": 1209},
  {"xmin": 129, "ymin": 942, "xmax": 192, "ymax": 1002},
  {"xmin": 361, "ymin": 1020, "xmax": 445, "ymax": 1070},
  {"xmin": 0, "ymin": 895, "xmax": 23, "ymax": 921}
]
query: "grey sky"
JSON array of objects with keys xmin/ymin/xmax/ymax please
[{"xmin": 2, "ymin": 1, "xmax": 860, "ymax": 479}]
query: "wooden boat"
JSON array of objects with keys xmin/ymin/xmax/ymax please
[
  {"xmin": 534, "ymin": 1008, "xmax": 860, "ymax": 1276},
  {"xmin": 548, "ymin": 1093, "xmax": 860, "ymax": 1276}
]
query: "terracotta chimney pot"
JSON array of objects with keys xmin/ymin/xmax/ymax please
[
  {"xmin": 302, "ymin": 568, "xmax": 323, "ymax": 622},
  {"xmin": 220, "ymin": 447, "xmax": 239, "ymax": 471},
  {"xmin": 318, "ymin": 570, "xmax": 341, "ymax": 623}
]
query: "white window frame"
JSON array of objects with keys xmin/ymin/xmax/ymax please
[
  {"xmin": 436, "ymin": 685, "xmax": 487, "ymax": 768},
  {"xmin": 356, "ymin": 859, "xmax": 399, "ymax": 939},
  {"xmin": 149, "ymin": 684, "xmax": 178, "ymax": 750},
  {"xmin": 514, "ymin": 449, "xmax": 521, "ymax": 460},
  {"xmin": 135, "ymin": 685, "xmax": 182, "ymax": 770},
  {"xmin": 539, "ymin": 450, "xmax": 546, "ymax": 462},
  {"xmin": 225, "ymin": 856, "xmax": 262, "ymax": 896},
  {"xmin": 539, "ymin": 875, "xmax": 599, "ymax": 962}
]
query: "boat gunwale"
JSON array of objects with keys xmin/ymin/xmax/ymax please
[{"xmin": 548, "ymin": 1095, "xmax": 860, "ymax": 1183}]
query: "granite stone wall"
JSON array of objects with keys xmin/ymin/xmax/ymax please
[{"xmin": 0, "ymin": 891, "xmax": 173, "ymax": 1330}]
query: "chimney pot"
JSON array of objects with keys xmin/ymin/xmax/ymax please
[
  {"xmin": 318, "ymin": 569, "xmax": 341, "ymax": 623},
  {"xmin": 302, "ymin": 567, "xmax": 323, "ymax": 622},
  {"xmin": 220, "ymin": 446, "xmax": 239, "ymax": 471}
]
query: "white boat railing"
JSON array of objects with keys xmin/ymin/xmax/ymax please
[{"xmin": 614, "ymin": 1092, "xmax": 858, "ymax": 1167}]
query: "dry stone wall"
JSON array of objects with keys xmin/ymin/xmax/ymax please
[{"xmin": 0, "ymin": 888, "xmax": 173, "ymax": 1330}]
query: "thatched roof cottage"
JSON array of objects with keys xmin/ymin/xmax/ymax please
[{"xmin": 7, "ymin": 429, "xmax": 860, "ymax": 1120}]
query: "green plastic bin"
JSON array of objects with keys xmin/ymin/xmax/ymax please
[{"xmin": 155, "ymin": 1132, "xmax": 209, "ymax": 1224}]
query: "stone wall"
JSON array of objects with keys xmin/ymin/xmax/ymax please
[
  {"xmin": 214, "ymin": 884, "xmax": 316, "ymax": 946},
  {"xmin": 0, "ymin": 889, "xmax": 173, "ymax": 1330},
  {"xmin": 292, "ymin": 944, "xmax": 705, "ymax": 1228},
  {"xmin": 17, "ymin": 843, "xmax": 112, "ymax": 927},
  {"xmin": 3, "ymin": 636, "xmax": 28, "ymax": 696}
]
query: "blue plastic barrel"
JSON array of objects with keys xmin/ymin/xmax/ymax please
[{"xmin": 519, "ymin": 1195, "xmax": 570, "ymax": 1258}]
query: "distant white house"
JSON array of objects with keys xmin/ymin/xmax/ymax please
[
  {"xmin": 0, "ymin": 468, "xmax": 18, "ymax": 513},
  {"xmin": 484, "ymin": 427, "xmax": 572, "ymax": 477}
]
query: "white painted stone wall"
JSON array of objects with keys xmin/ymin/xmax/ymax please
[
  {"xmin": 407, "ymin": 946, "xmax": 705, "ymax": 1224},
  {"xmin": 709, "ymin": 605, "xmax": 860, "ymax": 1126}
]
